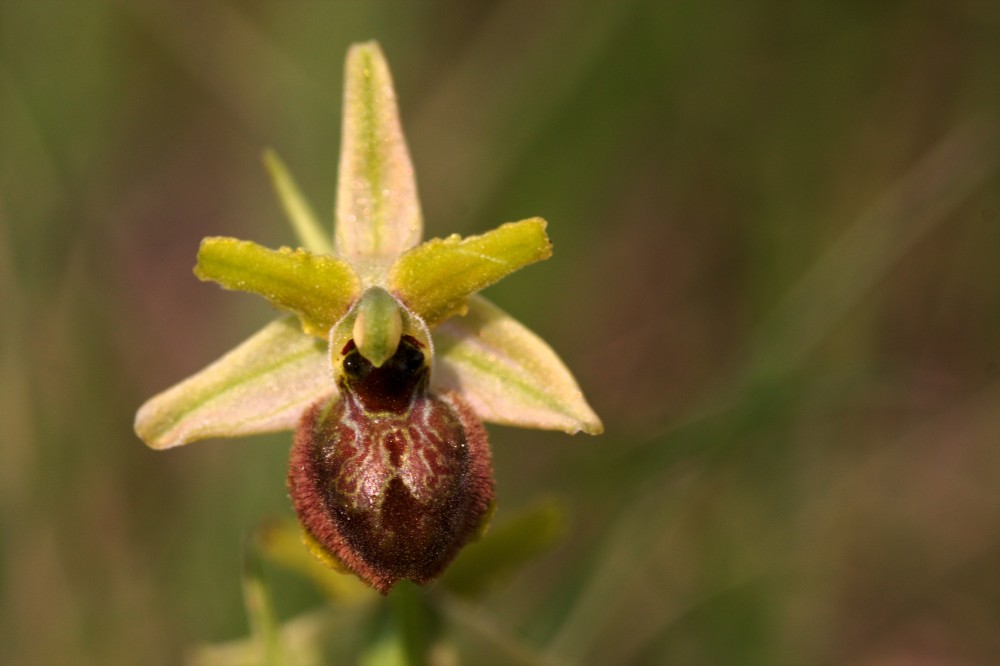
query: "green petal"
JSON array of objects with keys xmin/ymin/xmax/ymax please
[
  {"xmin": 134, "ymin": 317, "xmax": 334, "ymax": 450},
  {"xmin": 194, "ymin": 237, "xmax": 360, "ymax": 337},
  {"xmin": 262, "ymin": 148, "xmax": 333, "ymax": 255},
  {"xmin": 335, "ymin": 41, "xmax": 422, "ymax": 265},
  {"xmin": 432, "ymin": 296, "xmax": 602, "ymax": 435},
  {"xmin": 389, "ymin": 218, "xmax": 552, "ymax": 327}
]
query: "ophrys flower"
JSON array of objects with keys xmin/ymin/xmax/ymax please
[{"xmin": 135, "ymin": 41, "xmax": 601, "ymax": 594}]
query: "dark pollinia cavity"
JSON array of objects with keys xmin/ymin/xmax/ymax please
[{"xmin": 288, "ymin": 336, "xmax": 494, "ymax": 594}]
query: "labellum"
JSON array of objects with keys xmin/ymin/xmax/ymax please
[{"xmin": 288, "ymin": 335, "xmax": 494, "ymax": 594}]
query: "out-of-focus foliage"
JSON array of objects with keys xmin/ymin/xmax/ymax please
[{"xmin": 2, "ymin": 1, "xmax": 999, "ymax": 664}]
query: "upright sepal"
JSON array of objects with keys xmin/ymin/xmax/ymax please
[
  {"xmin": 432, "ymin": 296, "xmax": 603, "ymax": 435},
  {"xmin": 135, "ymin": 317, "xmax": 334, "ymax": 450},
  {"xmin": 335, "ymin": 41, "xmax": 422, "ymax": 265}
]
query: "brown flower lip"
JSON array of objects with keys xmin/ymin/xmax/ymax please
[{"xmin": 287, "ymin": 336, "xmax": 494, "ymax": 594}]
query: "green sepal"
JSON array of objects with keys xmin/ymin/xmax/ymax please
[
  {"xmin": 194, "ymin": 237, "xmax": 361, "ymax": 338},
  {"xmin": 432, "ymin": 296, "xmax": 602, "ymax": 435},
  {"xmin": 388, "ymin": 218, "xmax": 552, "ymax": 327},
  {"xmin": 134, "ymin": 317, "xmax": 333, "ymax": 450},
  {"xmin": 336, "ymin": 41, "xmax": 422, "ymax": 264}
]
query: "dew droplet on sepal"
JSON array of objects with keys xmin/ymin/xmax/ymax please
[{"xmin": 287, "ymin": 337, "xmax": 494, "ymax": 594}]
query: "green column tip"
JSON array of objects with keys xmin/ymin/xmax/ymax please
[{"xmin": 353, "ymin": 287, "xmax": 403, "ymax": 367}]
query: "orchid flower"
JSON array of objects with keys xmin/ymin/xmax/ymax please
[{"xmin": 134, "ymin": 41, "xmax": 601, "ymax": 594}]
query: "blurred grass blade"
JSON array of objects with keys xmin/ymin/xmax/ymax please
[
  {"xmin": 749, "ymin": 121, "xmax": 997, "ymax": 379},
  {"xmin": 336, "ymin": 41, "xmax": 422, "ymax": 263},
  {"xmin": 390, "ymin": 218, "xmax": 552, "ymax": 327},
  {"xmin": 0, "ymin": 204, "xmax": 35, "ymax": 504},
  {"xmin": 548, "ymin": 121, "xmax": 999, "ymax": 664},
  {"xmin": 437, "ymin": 594, "xmax": 560, "ymax": 666},
  {"xmin": 243, "ymin": 534, "xmax": 288, "ymax": 666},
  {"xmin": 135, "ymin": 317, "xmax": 333, "ymax": 449},
  {"xmin": 195, "ymin": 237, "xmax": 360, "ymax": 337},
  {"xmin": 263, "ymin": 149, "xmax": 333, "ymax": 255},
  {"xmin": 432, "ymin": 295, "xmax": 602, "ymax": 435},
  {"xmin": 544, "ymin": 482, "xmax": 679, "ymax": 663},
  {"xmin": 442, "ymin": 500, "xmax": 566, "ymax": 598}
]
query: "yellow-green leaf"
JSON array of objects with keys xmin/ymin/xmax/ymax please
[
  {"xmin": 432, "ymin": 296, "xmax": 602, "ymax": 435},
  {"xmin": 134, "ymin": 317, "xmax": 333, "ymax": 450},
  {"xmin": 389, "ymin": 219, "xmax": 552, "ymax": 327},
  {"xmin": 194, "ymin": 237, "xmax": 360, "ymax": 337},
  {"xmin": 335, "ymin": 41, "xmax": 422, "ymax": 265}
]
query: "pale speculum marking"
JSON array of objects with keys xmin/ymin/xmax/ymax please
[{"xmin": 325, "ymin": 388, "xmax": 464, "ymax": 512}]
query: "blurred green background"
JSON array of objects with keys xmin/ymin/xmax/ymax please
[{"xmin": 3, "ymin": 1, "xmax": 1000, "ymax": 664}]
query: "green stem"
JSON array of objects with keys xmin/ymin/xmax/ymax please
[
  {"xmin": 360, "ymin": 583, "xmax": 440, "ymax": 666},
  {"xmin": 242, "ymin": 534, "xmax": 288, "ymax": 666}
]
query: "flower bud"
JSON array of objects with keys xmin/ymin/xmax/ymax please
[{"xmin": 288, "ymin": 336, "xmax": 494, "ymax": 593}]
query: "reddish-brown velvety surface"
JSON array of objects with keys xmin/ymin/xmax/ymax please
[{"xmin": 287, "ymin": 339, "xmax": 493, "ymax": 593}]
